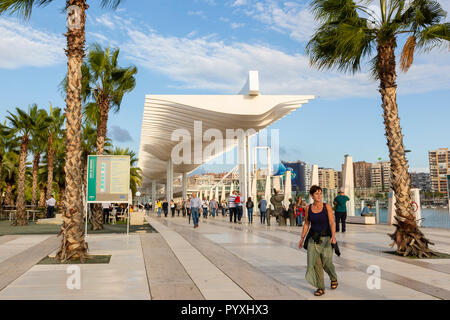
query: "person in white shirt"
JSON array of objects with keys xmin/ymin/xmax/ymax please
[
  {"xmin": 190, "ymin": 193, "xmax": 202, "ymax": 228},
  {"xmin": 202, "ymin": 198, "xmax": 209, "ymax": 219},
  {"xmin": 46, "ymin": 195, "xmax": 56, "ymax": 218},
  {"xmin": 102, "ymin": 203, "xmax": 111, "ymax": 224}
]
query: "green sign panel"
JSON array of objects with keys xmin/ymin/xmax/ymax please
[{"xmin": 87, "ymin": 155, "xmax": 130, "ymax": 203}]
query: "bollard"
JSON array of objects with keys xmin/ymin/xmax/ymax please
[{"xmin": 375, "ymin": 200, "xmax": 380, "ymax": 224}]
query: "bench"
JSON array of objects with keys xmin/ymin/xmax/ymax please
[{"xmin": 346, "ymin": 215, "xmax": 376, "ymax": 225}]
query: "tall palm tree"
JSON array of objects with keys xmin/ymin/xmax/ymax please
[
  {"xmin": 82, "ymin": 44, "xmax": 137, "ymax": 155},
  {"xmin": 107, "ymin": 147, "xmax": 143, "ymax": 198},
  {"xmin": 6, "ymin": 105, "xmax": 43, "ymax": 225},
  {"xmin": 44, "ymin": 106, "xmax": 65, "ymax": 200},
  {"xmin": 0, "ymin": 123, "xmax": 8, "ymax": 185},
  {"xmin": 80, "ymin": 44, "xmax": 137, "ymax": 230},
  {"xmin": 0, "ymin": 0, "xmax": 124, "ymax": 261},
  {"xmin": 2, "ymin": 151, "xmax": 19, "ymax": 206},
  {"xmin": 306, "ymin": 0, "xmax": 449, "ymax": 257},
  {"xmin": 30, "ymin": 109, "xmax": 51, "ymax": 207}
]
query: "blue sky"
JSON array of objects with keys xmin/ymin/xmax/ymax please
[{"xmin": 0, "ymin": 0, "xmax": 449, "ymax": 174}]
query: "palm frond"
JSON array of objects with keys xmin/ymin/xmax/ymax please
[
  {"xmin": 400, "ymin": 35, "xmax": 417, "ymax": 72},
  {"xmin": 0, "ymin": 0, "xmax": 53, "ymax": 19}
]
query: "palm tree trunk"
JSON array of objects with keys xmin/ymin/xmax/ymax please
[
  {"xmin": 39, "ymin": 186, "xmax": 46, "ymax": 208},
  {"xmin": 5, "ymin": 184, "xmax": 13, "ymax": 206},
  {"xmin": 58, "ymin": 186, "xmax": 66, "ymax": 212},
  {"xmin": 46, "ymin": 135, "xmax": 55, "ymax": 200},
  {"xmin": 91, "ymin": 99, "xmax": 109, "ymax": 231},
  {"xmin": 96, "ymin": 99, "xmax": 109, "ymax": 156},
  {"xmin": 13, "ymin": 140, "xmax": 29, "ymax": 226},
  {"xmin": 31, "ymin": 151, "xmax": 40, "ymax": 207},
  {"xmin": 56, "ymin": 0, "xmax": 89, "ymax": 262},
  {"xmin": 377, "ymin": 38, "xmax": 434, "ymax": 258}
]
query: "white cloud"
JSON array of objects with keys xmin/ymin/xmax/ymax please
[
  {"xmin": 230, "ymin": 22, "xmax": 245, "ymax": 29},
  {"xmin": 95, "ymin": 14, "xmax": 116, "ymax": 30},
  {"xmin": 0, "ymin": 17, "xmax": 65, "ymax": 69},
  {"xmin": 188, "ymin": 10, "xmax": 206, "ymax": 19},
  {"xmin": 230, "ymin": 0, "xmax": 315, "ymax": 42},
  {"xmin": 232, "ymin": 0, "xmax": 248, "ymax": 6}
]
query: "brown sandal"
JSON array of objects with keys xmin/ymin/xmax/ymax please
[
  {"xmin": 331, "ymin": 281, "xmax": 338, "ymax": 290},
  {"xmin": 314, "ymin": 289, "xmax": 325, "ymax": 296}
]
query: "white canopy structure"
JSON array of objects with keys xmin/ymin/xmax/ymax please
[{"xmin": 138, "ymin": 71, "xmax": 314, "ymax": 203}]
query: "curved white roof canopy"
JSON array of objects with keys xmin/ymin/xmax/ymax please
[{"xmin": 138, "ymin": 73, "xmax": 314, "ymax": 188}]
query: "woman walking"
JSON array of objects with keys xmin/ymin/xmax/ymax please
[
  {"xmin": 170, "ymin": 200, "xmax": 176, "ymax": 217},
  {"xmin": 246, "ymin": 197, "xmax": 254, "ymax": 224},
  {"xmin": 298, "ymin": 185, "xmax": 338, "ymax": 296}
]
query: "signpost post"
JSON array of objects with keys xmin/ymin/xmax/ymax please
[
  {"xmin": 447, "ymin": 175, "xmax": 450, "ymax": 213},
  {"xmin": 86, "ymin": 155, "xmax": 131, "ymax": 235}
]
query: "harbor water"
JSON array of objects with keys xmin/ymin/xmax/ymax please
[{"xmin": 375, "ymin": 208, "xmax": 450, "ymax": 229}]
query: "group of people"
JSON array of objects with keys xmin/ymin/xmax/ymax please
[{"xmin": 145, "ymin": 186, "xmax": 353, "ymax": 297}]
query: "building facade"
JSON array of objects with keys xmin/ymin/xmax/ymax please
[
  {"xmin": 429, "ymin": 148, "xmax": 450, "ymax": 196},
  {"xmin": 318, "ymin": 168, "xmax": 339, "ymax": 189},
  {"xmin": 353, "ymin": 161, "xmax": 372, "ymax": 188},
  {"xmin": 410, "ymin": 172, "xmax": 431, "ymax": 191},
  {"xmin": 283, "ymin": 161, "xmax": 309, "ymax": 192}
]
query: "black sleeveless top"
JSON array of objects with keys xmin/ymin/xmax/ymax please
[{"xmin": 309, "ymin": 203, "xmax": 330, "ymax": 233}]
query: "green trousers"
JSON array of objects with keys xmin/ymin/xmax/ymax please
[{"xmin": 305, "ymin": 236, "xmax": 338, "ymax": 290}]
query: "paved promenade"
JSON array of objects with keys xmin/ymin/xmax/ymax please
[{"xmin": 0, "ymin": 213, "xmax": 449, "ymax": 300}]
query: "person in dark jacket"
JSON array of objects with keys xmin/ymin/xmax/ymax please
[
  {"xmin": 162, "ymin": 199, "xmax": 169, "ymax": 217},
  {"xmin": 258, "ymin": 196, "xmax": 267, "ymax": 224},
  {"xmin": 246, "ymin": 197, "xmax": 254, "ymax": 224}
]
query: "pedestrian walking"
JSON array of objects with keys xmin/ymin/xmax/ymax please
[
  {"xmin": 209, "ymin": 197, "xmax": 218, "ymax": 217},
  {"xmin": 236, "ymin": 192, "xmax": 243, "ymax": 223},
  {"xmin": 102, "ymin": 202, "xmax": 111, "ymax": 224},
  {"xmin": 295, "ymin": 197, "xmax": 306, "ymax": 226},
  {"xmin": 221, "ymin": 200, "xmax": 227, "ymax": 216},
  {"xmin": 156, "ymin": 200, "xmax": 162, "ymax": 217},
  {"xmin": 162, "ymin": 199, "xmax": 168, "ymax": 217},
  {"xmin": 186, "ymin": 197, "xmax": 191, "ymax": 223},
  {"xmin": 46, "ymin": 195, "xmax": 56, "ymax": 219},
  {"xmin": 170, "ymin": 200, "xmax": 176, "ymax": 217},
  {"xmin": 202, "ymin": 198, "xmax": 209, "ymax": 219},
  {"xmin": 333, "ymin": 189, "xmax": 350, "ymax": 233},
  {"xmin": 298, "ymin": 185, "xmax": 338, "ymax": 296},
  {"xmin": 258, "ymin": 196, "xmax": 267, "ymax": 224},
  {"xmin": 190, "ymin": 193, "xmax": 201, "ymax": 228},
  {"xmin": 246, "ymin": 197, "xmax": 254, "ymax": 224},
  {"xmin": 228, "ymin": 191, "xmax": 237, "ymax": 223}
]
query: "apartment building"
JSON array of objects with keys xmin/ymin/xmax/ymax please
[
  {"xmin": 353, "ymin": 161, "xmax": 372, "ymax": 188},
  {"xmin": 429, "ymin": 148, "xmax": 450, "ymax": 196}
]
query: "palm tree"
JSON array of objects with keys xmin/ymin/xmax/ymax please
[
  {"xmin": 306, "ymin": 0, "xmax": 449, "ymax": 257},
  {"xmin": 2, "ymin": 151, "xmax": 19, "ymax": 206},
  {"xmin": 82, "ymin": 44, "xmax": 138, "ymax": 155},
  {"xmin": 80, "ymin": 44, "xmax": 137, "ymax": 230},
  {"xmin": 0, "ymin": 0, "xmax": 124, "ymax": 261},
  {"xmin": 6, "ymin": 106, "xmax": 42, "ymax": 226},
  {"xmin": 30, "ymin": 109, "xmax": 51, "ymax": 207},
  {"xmin": 44, "ymin": 106, "xmax": 65, "ymax": 200},
  {"xmin": 107, "ymin": 147, "xmax": 143, "ymax": 198}
]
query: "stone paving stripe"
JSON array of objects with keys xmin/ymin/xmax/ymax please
[
  {"xmin": 0, "ymin": 235, "xmax": 59, "ymax": 291},
  {"xmin": 204, "ymin": 219, "xmax": 450, "ymax": 300},
  {"xmin": 140, "ymin": 233, "xmax": 204, "ymax": 300},
  {"xmin": 0, "ymin": 235, "xmax": 20, "ymax": 245},
  {"xmin": 148, "ymin": 218, "xmax": 251, "ymax": 300},
  {"xmin": 270, "ymin": 225, "xmax": 450, "ymax": 274},
  {"xmin": 163, "ymin": 219, "xmax": 307, "ymax": 300}
]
